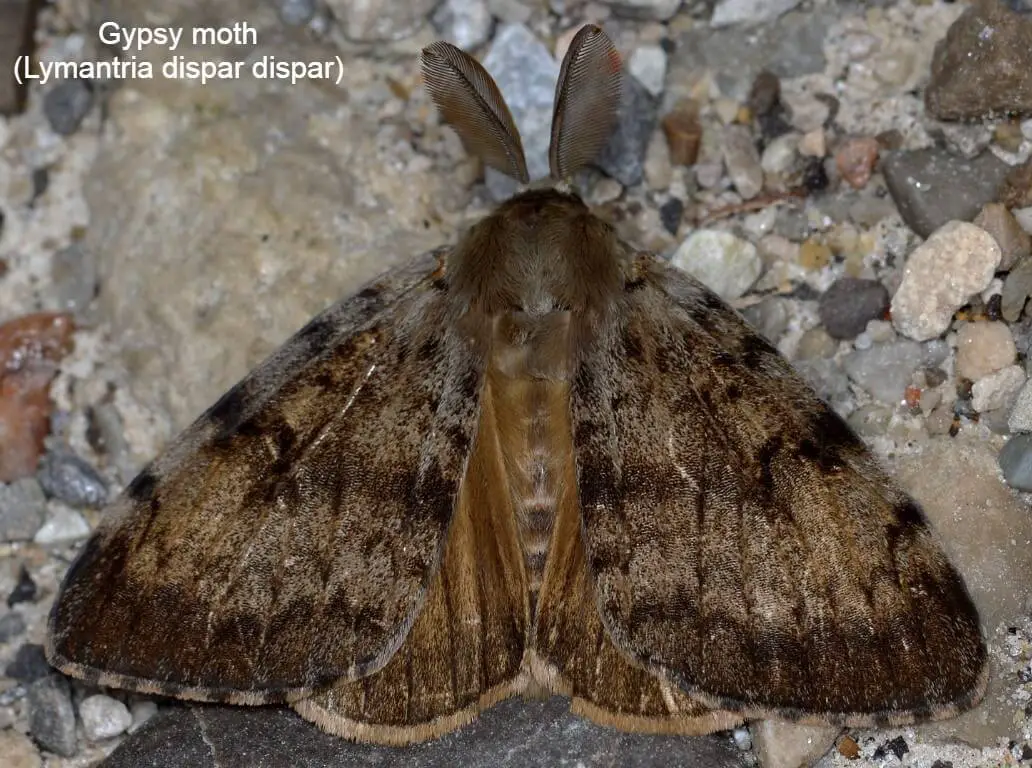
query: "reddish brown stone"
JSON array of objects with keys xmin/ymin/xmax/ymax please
[
  {"xmin": 0, "ymin": 312, "xmax": 75, "ymax": 482},
  {"xmin": 661, "ymin": 99, "xmax": 702, "ymax": 167},
  {"xmin": 835, "ymin": 137, "xmax": 880, "ymax": 189}
]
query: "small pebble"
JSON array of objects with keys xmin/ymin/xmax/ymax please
[
  {"xmin": 27, "ymin": 675, "xmax": 77, "ymax": 758},
  {"xmin": 43, "ymin": 79, "xmax": 94, "ymax": 136},
  {"xmin": 798, "ymin": 127, "xmax": 826, "ymax": 158},
  {"xmin": 842, "ymin": 340, "xmax": 922, "ymax": 405},
  {"xmin": 627, "ymin": 44, "xmax": 667, "ymax": 97},
  {"xmin": 975, "ymin": 203, "xmax": 1031, "ymax": 271},
  {"xmin": 890, "ymin": 221, "xmax": 1001, "ymax": 342},
  {"xmin": 661, "ymin": 100, "xmax": 703, "ymax": 166},
  {"xmin": 999, "ymin": 433, "xmax": 1032, "ymax": 491},
  {"xmin": 596, "ymin": 0, "xmax": 681, "ymax": 20},
  {"xmin": 275, "ymin": 0, "xmax": 317, "ymax": 26},
  {"xmin": 129, "ymin": 699, "xmax": 160, "ymax": 732},
  {"xmin": 0, "ymin": 611, "xmax": 27, "ymax": 642},
  {"xmin": 956, "ymin": 322, "xmax": 1016, "ymax": 381},
  {"xmin": 672, "ymin": 230, "xmax": 762, "ymax": 300},
  {"xmin": 972, "ymin": 364, "xmax": 1026, "ymax": 413},
  {"xmin": 795, "ymin": 327, "xmax": 836, "ymax": 360},
  {"xmin": 80, "ymin": 694, "xmax": 133, "ymax": 741},
  {"xmin": 1001, "ymin": 255, "xmax": 1032, "ymax": 322},
  {"xmin": 37, "ymin": 452, "xmax": 108, "ymax": 508},
  {"xmin": 721, "ymin": 125, "xmax": 763, "ymax": 200},
  {"xmin": 431, "ymin": 0, "xmax": 493, "ymax": 50},
  {"xmin": 748, "ymin": 70, "xmax": 781, "ymax": 117},
  {"xmin": 644, "ymin": 132, "xmax": 673, "ymax": 191},
  {"xmin": 0, "ymin": 478, "xmax": 47, "ymax": 542},
  {"xmin": 797, "ymin": 239, "xmax": 831, "ymax": 271},
  {"xmin": 751, "ymin": 721, "xmax": 839, "ymax": 768},
  {"xmin": 7, "ymin": 564, "xmax": 37, "ymax": 607},
  {"xmin": 847, "ymin": 403, "xmax": 893, "ymax": 437},
  {"xmin": 596, "ymin": 75, "xmax": 658, "ymax": 187},
  {"xmin": 742, "ymin": 297, "xmax": 791, "ymax": 343},
  {"xmin": 782, "ymin": 91, "xmax": 829, "ymax": 132},
  {"xmin": 5, "ymin": 643, "xmax": 51, "ymax": 682},
  {"xmin": 658, "ymin": 197, "xmax": 683, "ymax": 235},
  {"xmin": 732, "ymin": 725, "xmax": 752, "ymax": 751},
  {"xmin": 33, "ymin": 506, "xmax": 91, "ymax": 544},
  {"xmin": 0, "ymin": 729, "xmax": 41, "ymax": 768},
  {"xmin": 760, "ymin": 133, "xmax": 799, "ymax": 176},
  {"xmin": 50, "ymin": 243, "xmax": 97, "ymax": 314},
  {"xmin": 1008, "ymin": 377, "xmax": 1032, "ymax": 432},
  {"xmin": 835, "ymin": 136, "xmax": 879, "ymax": 189},
  {"xmin": 999, "ymin": 158, "xmax": 1032, "ymax": 210}
]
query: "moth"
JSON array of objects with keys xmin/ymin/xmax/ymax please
[{"xmin": 47, "ymin": 25, "xmax": 987, "ymax": 746}]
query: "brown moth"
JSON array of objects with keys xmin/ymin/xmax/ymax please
[{"xmin": 46, "ymin": 25, "xmax": 987, "ymax": 746}]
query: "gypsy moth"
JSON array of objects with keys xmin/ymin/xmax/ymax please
[{"xmin": 46, "ymin": 25, "xmax": 986, "ymax": 744}]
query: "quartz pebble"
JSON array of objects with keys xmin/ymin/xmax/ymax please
[
  {"xmin": 80, "ymin": 694, "xmax": 133, "ymax": 741},
  {"xmin": 1008, "ymin": 377, "xmax": 1032, "ymax": 432},
  {"xmin": 842, "ymin": 340, "xmax": 922, "ymax": 405},
  {"xmin": 955, "ymin": 322, "xmax": 1016, "ymax": 381},
  {"xmin": 751, "ymin": 720, "xmax": 838, "ymax": 768},
  {"xmin": 672, "ymin": 230, "xmax": 762, "ymax": 301},
  {"xmin": 627, "ymin": 44, "xmax": 667, "ymax": 97},
  {"xmin": 971, "ymin": 364, "xmax": 1025, "ymax": 413},
  {"xmin": 431, "ymin": 0, "xmax": 493, "ymax": 50},
  {"xmin": 890, "ymin": 222, "xmax": 1001, "ymax": 342},
  {"xmin": 0, "ymin": 729, "xmax": 41, "ymax": 768},
  {"xmin": 37, "ymin": 452, "xmax": 108, "ymax": 508},
  {"xmin": 33, "ymin": 506, "xmax": 91, "ymax": 544},
  {"xmin": 721, "ymin": 125, "xmax": 763, "ymax": 200}
]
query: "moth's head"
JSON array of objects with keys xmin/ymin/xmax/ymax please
[{"xmin": 421, "ymin": 25, "xmax": 622, "ymax": 197}]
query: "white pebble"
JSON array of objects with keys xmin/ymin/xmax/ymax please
[
  {"xmin": 890, "ymin": 221, "xmax": 1001, "ymax": 342},
  {"xmin": 955, "ymin": 321, "xmax": 1016, "ymax": 381},
  {"xmin": 628, "ymin": 45, "xmax": 667, "ymax": 97},
  {"xmin": 33, "ymin": 507, "xmax": 90, "ymax": 545},
  {"xmin": 672, "ymin": 229, "xmax": 762, "ymax": 300},
  {"xmin": 79, "ymin": 695, "xmax": 132, "ymax": 741}
]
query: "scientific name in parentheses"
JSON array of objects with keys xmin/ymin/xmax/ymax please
[{"xmin": 16, "ymin": 55, "xmax": 344, "ymax": 86}]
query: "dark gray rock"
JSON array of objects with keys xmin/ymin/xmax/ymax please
[
  {"xmin": 595, "ymin": 75, "xmax": 659, "ymax": 187},
  {"xmin": 27, "ymin": 674, "xmax": 78, "ymax": 757},
  {"xmin": 925, "ymin": 0, "xmax": 1032, "ymax": 120},
  {"xmin": 999, "ymin": 433, "xmax": 1032, "ymax": 490},
  {"xmin": 37, "ymin": 451, "xmax": 108, "ymax": 508},
  {"xmin": 881, "ymin": 148, "xmax": 1013, "ymax": 238},
  {"xmin": 6, "ymin": 563, "xmax": 37, "ymax": 606},
  {"xmin": 43, "ymin": 78, "xmax": 95, "ymax": 136},
  {"xmin": 818, "ymin": 277, "xmax": 890, "ymax": 339},
  {"xmin": 5, "ymin": 642, "xmax": 51, "ymax": 682},
  {"xmin": 101, "ymin": 700, "xmax": 748, "ymax": 768}
]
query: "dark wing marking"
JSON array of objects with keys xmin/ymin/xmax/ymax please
[
  {"xmin": 570, "ymin": 253, "xmax": 987, "ymax": 726},
  {"xmin": 294, "ymin": 377, "xmax": 529, "ymax": 743},
  {"xmin": 47, "ymin": 248, "xmax": 488, "ymax": 703}
]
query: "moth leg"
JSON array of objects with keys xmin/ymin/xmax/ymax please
[
  {"xmin": 530, "ymin": 432, "xmax": 743, "ymax": 736},
  {"xmin": 293, "ymin": 380, "xmax": 530, "ymax": 744}
]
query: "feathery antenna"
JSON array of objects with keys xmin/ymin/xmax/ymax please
[
  {"xmin": 422, "ymin": 42, "xmax": 530, "ymax": 184},
  {"xmin": 548, "ymin": 25, "xmax": 623, "ymax": 181}
]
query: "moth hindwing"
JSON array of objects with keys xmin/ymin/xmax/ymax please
[{"xmin": 46, "ymin": 24, "xmax": 986, "ymax": 744}]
